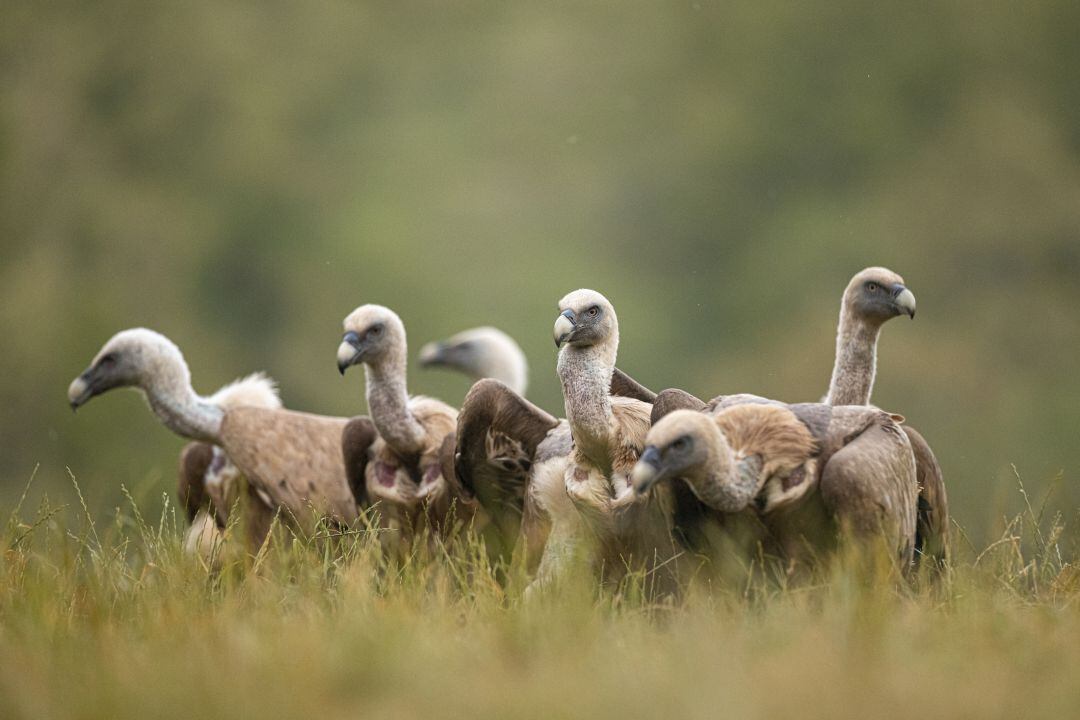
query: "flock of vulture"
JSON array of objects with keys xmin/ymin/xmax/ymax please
[{"xmin": 67, "ymin": 266, "xmax": 948, "ymax": 593}]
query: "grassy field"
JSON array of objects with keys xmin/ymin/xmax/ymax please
[{"xmin": 1, "ymin": 470, "xmax": 1077, "ymax": 720}]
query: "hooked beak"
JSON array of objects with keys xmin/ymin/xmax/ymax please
[
  {"xmin": 418, "ymin": 341, "xmax": 447, "ymax": 367},
  {"xmin": 893, "ymin": 285, "xmax": 917, "ymax": 319},
  {"xmin": 553, "ymin": 309, "xmax": 576, "ymax": 348},
  {"xmin": 67, "ymin": 370, "xmax": 96, "ymax": 411},
  {"xmin": 631, "ymin": 446, "xmax": 666, "ymax": 494},
  {"xmin": 337, "ymin": 331, "xmax": 363, "ymax": 375}
]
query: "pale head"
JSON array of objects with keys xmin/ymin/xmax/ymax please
[
  {"xmin": 68, "ymin": 328, "xmax": 188, "ymax": 409},
  {"xmin": 418, "ymin": 326, "xmax": 528, "ymax": 395},
  {"xmin": 337, "ymin": 304, "xmax": 407, "ymax": 375},
  {"xmin": 631, "ymin": 410, "xmax": 720, "ymax": 494},
  {"xmin": 553, "ymin": 289, "xmax": 618, "ymax": 349},
  {"xmin": 843, "ymin": 267, "xmax": 916, "ymax": 325}
]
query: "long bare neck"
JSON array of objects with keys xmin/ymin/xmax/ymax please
[
  {"xmin": 684, "ymin": 427, "xmax": 760, "ymax": 512},
  {"xmin": 826, "ymin": 307, "xmax": 881, "ymax": 406},
  {"xmin": 558, "ymin": 342, "xmax": 616, "ymax": 467},
  {"xmin": 366, "ymin": 351, "xmax": 425, "ymax": 456},
  {"xmin": 142, "ymin": 363, "xmax": 223, "ymax": 443}
]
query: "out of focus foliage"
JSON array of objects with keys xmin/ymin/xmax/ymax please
[{"xmin": 1, "ymin": 1, "xmax": 1078, "ymax": 541}]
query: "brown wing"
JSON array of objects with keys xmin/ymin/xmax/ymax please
[
  {"xmin": 342, "ymin": 417, "xmax": 379, "ymax": 508},
  {"xmin": 818, "ymin": 411, "xmax": 918, "ymax": 564},
  {"xmin": 218, "ymin": 407, "xmax": 357, "ymax": 528},
  {"xmin": 454, "ymin": 379, "xmax": 560, "ymax": 558},
  {"xmin": 903, "ymin": 425, "xmax": 949, "ymax": 567},
  {"xmin": 650, "ymin": 388, "xmax": 707, "ymax": 424},
  {"xmin": 609, "ymin": 367, "xmax": 657, "ymax": 403},
  {"xmin": 178, "ymin": 442, "xmax": 214, "ymax": 523}
]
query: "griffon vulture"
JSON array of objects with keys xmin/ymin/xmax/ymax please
[
  {"xmin": 69, "ymin": 329, "xmax": 361, "ymax": 534},
  {"xmin": 455, "ymin": 290, "xmax": 678, "ymax": 592},
  {"xmin": 825, "ymin": 267, "xmax": 949, "ymax": 565},
  {"xmin": 336, "ymin": 305, "xmax": 472, "ymax": 549},
  {"xmin": 633, "ymin": 401, "xmax": 919, "ymax": 568}
]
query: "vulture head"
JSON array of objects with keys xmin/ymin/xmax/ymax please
[
  {"xmin": 418, "ymin": 326, "xmax": 528, "ymax": 396},
  {"xmin": 553, "ymin": 289, "xmax": 618, "ymax": 350},
  {"xmin": 843, "ymin": 267, "xmax": 916, "ymax": 325},
  {"xmin": 337, "ymin": 304, "xmax": 407, "ymax": 375},
  {"xmin": 632, "ymin": 409, "xmax": 757, "ymax": 513},
  {"xmin": 68, "ymin": 328, "xmax": 188, "ymax": 410}
]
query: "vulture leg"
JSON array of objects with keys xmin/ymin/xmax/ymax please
[
  {"xmin": 454, "ymin": 379, "xmax": 560, "ymax": 561},
  {"xmin": 818, "ymin": 418, "xmax": 918, "ymax": 566},
  {"xmin": 609, "ymin": 368, "xmax": 657, "ymax": 404},
  {"xmin": 650, "ymin": 388, "xmax": 707, "ymax": 424},
  {"xmin": 904, "ymin": 425, "xmax": 949, "ymax": 567}
]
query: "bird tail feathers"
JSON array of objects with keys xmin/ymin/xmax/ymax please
[{"xmin": 207, "ymin": 372, "xmax": 282, "ymax": 410}]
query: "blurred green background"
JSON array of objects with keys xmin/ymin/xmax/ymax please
[{"xmin": 2, "ymin": 1, "xmax": 1078, "ymax": 543}]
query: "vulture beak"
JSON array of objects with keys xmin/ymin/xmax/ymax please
[
  {"xmin": 67, "ymin": 370, "xmax": 96, "ymax": 411},
  {"xmin": 553, "ymin": 309, "xmax": 577, "ymax": 348},
  {"xmin": 418, "ymin": 341, "xmax": 447, "ymax": 367},
  {"xmin": 893, "ymin": 285, "xmax": 917, "ymax": 319},
  {"xmin": 631, "ymin": 446, "xmax": 666, "ymax": 494},
  {"xmin": 337, "ymin": 331, "xmax": 364, "ymax": 375}
]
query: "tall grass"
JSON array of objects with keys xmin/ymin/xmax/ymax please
[{"xmin": 0, "ymin": 470, "xmax": 1077, "ymax": 719}]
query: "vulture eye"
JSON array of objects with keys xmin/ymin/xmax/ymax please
[
  {"xmin": 672, "ymin": 436, "xmax": 691, "ymax": 452},
  {"xmin": 587, "ymin": 306, "xmax": 600, "ymax": 318},
  {"xmin": 98, "ymin": 352, "xmax": 118, "ymax": 368},
  {"xmin": 368, "ymin": 325, "xmax": 384, "ymax": 339},
  {"xmin": 865, "ymin": 282, "xmax": 879, "ymax": 293}
]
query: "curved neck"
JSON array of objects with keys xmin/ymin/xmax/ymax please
[
  {"xmin": 142, "ymin": 374, "xmax": 223, "ymax": 443},
  {"xmin": 684, "ymin": 427, "xmax": 759, "ymax": 512},
  {"xmin": 558, "ymin": 343, "xmax": 616, "ymax": 468},
  {"xmin": 365, "ymin": 357, "xmax": 425, "ymax": 456},
  {"xmin": 826, "ymin": 308, "xmax": 881, "ymax": 406}
]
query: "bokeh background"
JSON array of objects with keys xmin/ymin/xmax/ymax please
[{"xmin": 2, "ymin": 1, "xmax": 1078, "ymax": 544}]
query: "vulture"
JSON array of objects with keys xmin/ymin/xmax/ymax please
[
  {"xmin": 178, "ymin": 372, "xmax": 282, "ymax": 555},
  {"xmin": 419, "ymin": 326, "xmax": 530, "ymax": 396},
  {"xmin": 632, "ymin": 401, "xmax": 919, "ymax": 569},
  {"xmin": 336, "ymin": 305, "xmax": 472, "ymax": 550},
  {"xmin": 825, "ymin": 267, "xmax": 949, "ymax": 565},
  {"xmin": 455, "ymin": 290, "xmax": 679, "ymax": 592},
  {"xmin": 68, "ymin": 329, "xmax": 360, "ymax": 535}
]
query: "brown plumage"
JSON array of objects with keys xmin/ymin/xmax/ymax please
[
  {"xmin": 633, "ymin": 402, "xmax": 919, "ymax": 568},
  {"xmin": 454, "ymin": 378, "xmax": 560, "ymax": 564},
  {"xmin": 68, "ymin": 329, "xmax": 362, "ymax": 539},
  {"xmin": 825, "ymin": 267, "xmax": 949, "ymax": 566},
  {"xmin": 177, "ymin": 373, "xmax": 285, "ymax": 555},
  {"xmin": 178, "ymin": 441, "xmax": 213, "ymax": 524}
]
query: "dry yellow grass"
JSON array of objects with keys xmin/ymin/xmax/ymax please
[{"xmin": 0, "ymin": 471, "xmax": 1077, "ymax": 720}]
